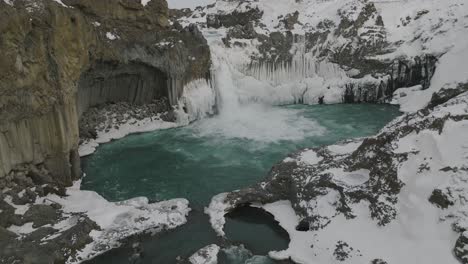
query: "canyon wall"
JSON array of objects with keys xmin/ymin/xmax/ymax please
[{"xmin": 0, "ymin": 0, "xmax": 211, "ymax": 185}]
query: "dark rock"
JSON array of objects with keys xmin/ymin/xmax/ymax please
[
  {"xmin": 296, "ymin": 220, "xmax": 310, "ymax": 231},
  {"xmin": 334, "ymin": 241, "xmax": 352, "ymax": 261},
  {"xmin": 429, "ymin": 189, "xmax": 454, "ymax": 209},
  {"xmin": 428, "ymin": 83, "xmax": 468, "ymax": 109},
  {"xmin": 0, "ymin": 215, "xmax": 99, "ymax": 264},
  {"xmin": 226, "ymin": 23, "xmax": 258, "ymax": 40},
  {"xmin": 23, "ymin": 204, "xmax": 61, "ymax": 228},
  {"xmin": 371, "ymin": 259, "xmax": 388, "ymax": 264},
  {"xmin": 27, "ymin": 165, "xmax": 54, "ymax": 185},
  {"xmin": 455, "ymin": 232, "xmax": 468, "ymax": 264},
  {"xmin": 206, "ymin": 7, "xmax": 263, "ymax": 29},
  {"xmin": 43, "ymin": 185, "xmax": 67, "ymax": 197},
  {"xmin": 280, "ymin": 11, "xmax": 301, "ymax": 30}
]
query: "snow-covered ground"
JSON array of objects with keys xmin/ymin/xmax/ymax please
[
  {"xmin": 54, "ymin": 181, "xmax": 190, "ymax": 263},
  {"xmin": 167, "ymin": 0, "xmax": 215, "ymax": 9}
]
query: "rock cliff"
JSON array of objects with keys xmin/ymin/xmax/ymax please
[{"xmin": 0, "ymin": 0, "xmax": 211, "ymax": 185}]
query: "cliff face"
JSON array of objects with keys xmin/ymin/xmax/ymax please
[
  {"xmin": 0, "ymin": 0, "xmax": 211, "ymax": 185},
  {"xmin": 175, "ymin": 0, "xmax": 463, "ymax": 106}
]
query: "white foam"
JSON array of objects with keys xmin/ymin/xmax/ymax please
[
  {"xmin": 205, "ymin": 192, "xmax": 229, "ymax": 236},
  {"xmin": 191, "ymin": 103, "xmax": 325, "ymax": 142}
]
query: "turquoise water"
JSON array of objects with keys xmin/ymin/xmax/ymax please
[{"xmin": 82, "ymin": 104, "xmax": 401, "ymax": 264}]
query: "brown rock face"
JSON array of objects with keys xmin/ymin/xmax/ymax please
[{"xmin": 0, "ymin": 0, "xmax": 211, "ymax": 185}]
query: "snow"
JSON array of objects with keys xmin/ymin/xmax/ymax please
[
  {"xmin": 52, "ymin": 0, "xmax": 68, "ymax": 7},
  {"xmin": 34, "ymin": 180, "xmax": 190, "ymax": 263},
  {"xmin": 205, "ymin": 192, "xmax": 229, "ymax": 236},
  {"xmin": 167, "ymin": 0, "xmax": 215, "ymax": 9},
  {"xmin": 78, "ymin": 117, "xmax": 181, "ymax": 157},
  {"xmin": 255, "ymin": 92, "xmax": 468, "ymax": 264},
  {"xmin": 4, "ymin": 195, "xmax": 30, "ymax": 215},
  {"xmin": 390, "ymin": 85, "xmax": 424, "ymax": 112},
  {"xmin": 331, "ymin": 168, "xmax": 370, "ymax": 187},
  {"xmin": 263, "ymin": 199, "xmax": 457, "ymax": 264},
  {"xmin": 189, "ymin": 244, "xmax": 220, "ymax": 264},
  {"xmin": 327, "ymin": 140, "xmax": 362, "ymax": 155},
  {"xmin": 41, "ymin": 216, "xmax": 82, "ymax": 241},
  {"xmin": 392, "ymin": 43, "xmax": 468, "ymax": 112},
  {"xmin": 3, "ymin": 0, "xmax": 13, "ymax": 6},
  {"xmin": 7, "ymin": 222, "xmax": 37, "ymax": 236},
  {"xmin": 141, "ymin": 0, "xmax": 152, "ymax": 6},
  {"xmin": 299, "ymin": 149, "xmax": 322, "ymax": 165},
  {"xmin": 105, "ymin": 32, "xmax": 118, "ymax": 40}
]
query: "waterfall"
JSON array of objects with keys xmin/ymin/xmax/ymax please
[
  {"xmin": 214, "ymin": 62, "xmax": 241, "ymax": 114},
  {"xmin": 184, "ymin": 39, "xmax": 326, "ymax": 142},
  {"xmin": 177, "ymin": 29, "xmax": 384, "ymax": 125}
]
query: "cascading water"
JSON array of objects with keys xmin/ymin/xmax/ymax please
[{"xmin": 181, "ymin": 36, "xmax": 328, "ymax": 142}]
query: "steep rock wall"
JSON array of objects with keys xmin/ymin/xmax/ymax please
[
  {"xmin": 77, "ymin": 62, "xmax": 169, "ymax": 115},
  {"xmin": 0, "ymin": 0, "xmax": 211, "ymax": 185}
]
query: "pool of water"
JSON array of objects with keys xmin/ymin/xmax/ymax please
[{"xmin": 81, "ymin": 104, "xmax": 401, "ymax": 264}]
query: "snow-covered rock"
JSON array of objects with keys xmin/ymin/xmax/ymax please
[
  {"xmin": 38, "ymin": 180, "xmax": 191, "ymax": 263},
  {"xmin": 189, "ymin": 244, "xmax": 220, "ymax": 264},
  {"xmin": 211, "ymin": 83, "xmax": 468, "ymax": 263}
]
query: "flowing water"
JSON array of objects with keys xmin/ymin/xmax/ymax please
[{"xmin": 82, "ymin": 103, "xmax": 400, "ymax": 264}]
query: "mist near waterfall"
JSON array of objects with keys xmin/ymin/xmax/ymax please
[{"xmin": 188, "ymin": 62, "xmax": 326, "ymax": 142}]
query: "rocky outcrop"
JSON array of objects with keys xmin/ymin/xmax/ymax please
[
  {"xmin": 206, "ymin": 6, "xmax": 263, "ymax": 29},
  {"xmin": 0, "ymin": 0, "xmax": 211, "ymax": 185}
]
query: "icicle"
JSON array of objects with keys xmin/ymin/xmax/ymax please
[{"xmin": 179, "ymin": 79, "xmax": 217, "ymax": 122}]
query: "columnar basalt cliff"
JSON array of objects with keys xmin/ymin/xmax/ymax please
[{"xmin": 0, "ymin": 0, "xmax": 211, "ymax": 185}]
